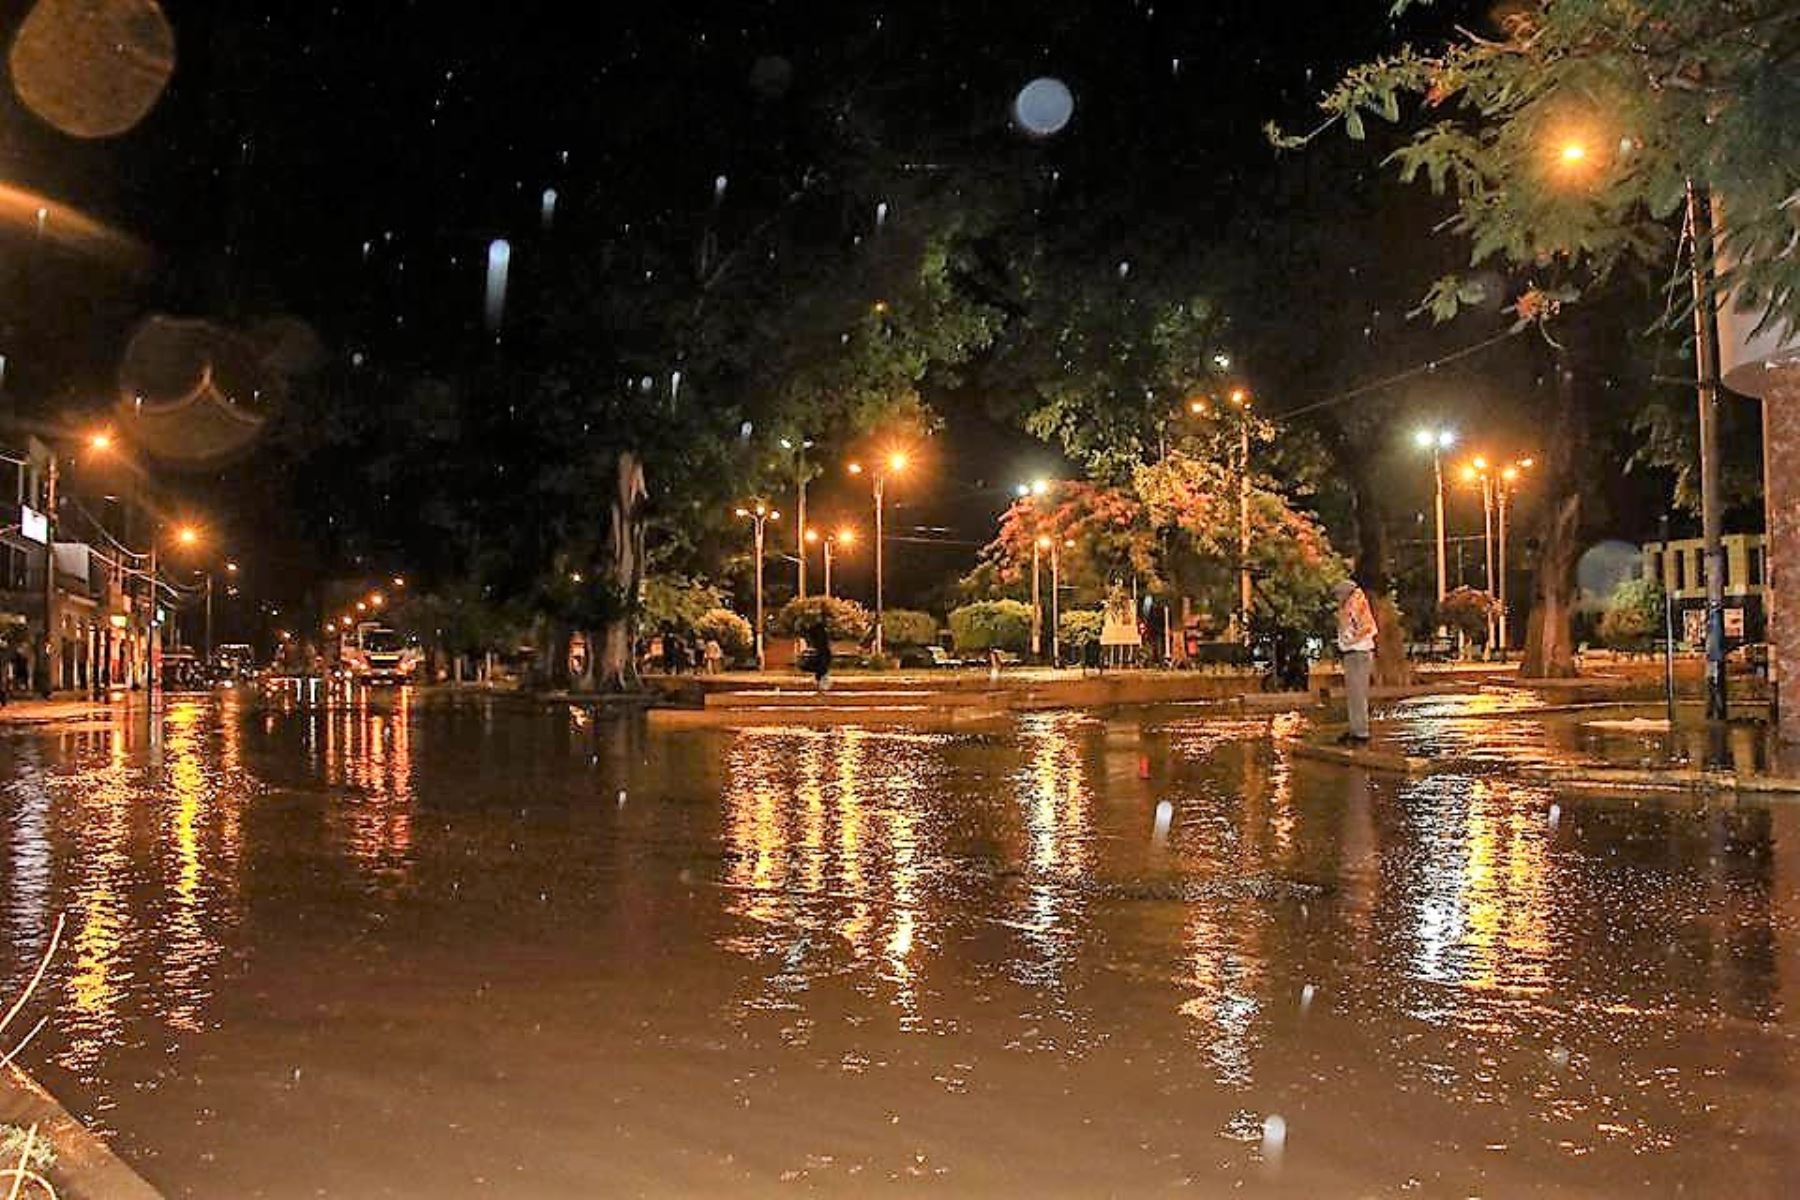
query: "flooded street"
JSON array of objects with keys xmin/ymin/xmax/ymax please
[{"xmin": 1, "ymin": 693, "xmax": 1796, "ymax": 1197}]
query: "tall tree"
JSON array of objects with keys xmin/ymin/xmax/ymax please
[{"xmin": 1279, "ymin": 0, "xmax": 1800, "ymax": 675}]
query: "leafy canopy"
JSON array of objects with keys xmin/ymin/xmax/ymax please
[{"xmin": 1277, "ymin": 1, "xmax": 1800, "ymax": 333}]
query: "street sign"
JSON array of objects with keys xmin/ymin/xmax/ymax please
[{"xmin": 19, "ymin": 506, "xmax": 46, "ymax": 545}]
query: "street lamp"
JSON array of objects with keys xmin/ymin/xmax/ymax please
[
  {"xmin": 735, "ymin": 503, "xmax": 780, "ymax": 668},
  {"xmin": 1229, "ymin": 389, "xmax": 1253, "ymax": 645},
  {"xmin": 1460, "ymin": 455, "xmax": 1533, "ymax": 653},
  {"xmin": 780, "ymin": 436, "xmax": 817, "ymax": 598},
  {"xmin": 1036, "ymin": 535, "xmax": 1071, "ymax": 665},
  {"xmin": 805, "ymin": 526, "xmax": 856, "ymax": 598},
  {"xmin": 1018, "ymin": 480, "xmax": 1053, "ymax": 658},
  {"xmin": 1413, "ymin": 427, "xmax": 1457, "ymax": 609},
  {"xmin": 848, "ymin": 452, "xmax": 908, "ymax": 655}
]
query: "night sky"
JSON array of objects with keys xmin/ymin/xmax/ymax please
[{"xmin": 0, "ymin": 0, "xmax": 1697, "ymax": 627}]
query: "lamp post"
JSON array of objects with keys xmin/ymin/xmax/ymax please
[
  {"xmin": 1038, "ymin": 536, "xmax": 1068, "ymax": 666},
  {"xmin": 1413, "ymin": 427, "xmax": 1457, "ymax": 609},
  {"xmin": 781, "ymin": 437, "xmax": 816, "ymax": 599},
  {"xmin": 804, "ymin": 526, "xmax": 855, "ymax": 598},
  {"xmin": 1459, "ymin": 458, "xmax": 1497, "ymax": 649},
  {"xmin": 1494, "ymin": 459, "xmax": 1533, "ymax": 652},
  {"xmin": 735, "ymin": 503, "xmax": 780, "ymax": 669},
  {"xmin": 848, "ymin": 452, "xmax": 907, "ymax": 656},
  {"xmin": 1016, "ymin": 479, "xmax": 1050, "ymax": 659},
  {"xmin": 1461, "ymin": 456, "xmax": 1532, "ymax": 653}
]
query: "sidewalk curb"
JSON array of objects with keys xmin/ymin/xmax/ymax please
[
  {"xmin": 0, "ymin": 1064, "xmax": 160, "ymax": 1198},
  {"xmin": 1282, "ymin": 737, "xmax": 1434, "ymax": 775},
  {"xmin": 1541, "ymin": 766, "xmax": 1800, "ymax": 796}
]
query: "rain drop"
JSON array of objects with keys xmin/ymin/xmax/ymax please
[
  {"xmin": 1547, "ymin": 802, "xmax": 1562, "ymax": 830},
  {"xmin": 1261, "ymin": 1114, "xmax": 1287, "ymax": 1160},
  {"xmin": 740, "ymin": 421, "xmax": 755, "ymax": 441},
  {"xmin": 670, "ymin": 370, "xmax": 683, "ymax": 400},
  {"xmin": 1013, "ymin": 77, "xmax": 1075, "ymax": 137},
  {"xmin": 541, "ymin": 187, "xmax": 558, "ymax": 230},
  {"xmin": 714, "ymin": 174, "xmax": 729, "ymax": 202},
  {"xmin": 639, "ymin": 375, "xmax": 654, "ymax": 394},
  {"xmin": 1152, "ymin": 799, "xmax": 1173, "ymax": 843},
  {"xmin": 484, "ymin": 238, "xmax": 511, "ymax": 331},
  {"xmin": 1118, "ymin": 261, "xmax": 1131, "ymax": 278},
  {"xmin": 617, "ymin": 789, "xmax": 628, "ymax": 807},
  {"xmin": 1300, "ymin": 983, "xmax": 1316, "ymax": 1012},
  {"xmin": 875, "ymin": 201, "xmax": 889, "ymax": 230}
]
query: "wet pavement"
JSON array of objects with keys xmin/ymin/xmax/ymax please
[{"xmin": 0, "ymin": 691, "xmax": 1796, "ymax": 1197}]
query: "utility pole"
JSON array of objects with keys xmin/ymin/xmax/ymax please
[
  {"xmin": 1661, "ymin": 514, "xmax": 1678, "ymax": 728},
  {"xmin": 39, "ymin": 454, "xmax": 57, "ymax": 696},
  {"xmin": 147, "ymin": 541, "xmax": 159, "ymax": 700},
  {"xmin": 1689, "ymin": 180, "xmax": 1729, "ymax": 721}
]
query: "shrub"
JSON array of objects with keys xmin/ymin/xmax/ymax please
[
  {"xmin": 881, "ymin": 609, "xmax": 939, "ymax": 649},
  {"xmin": 1058, "ymin": 608, "xmax": 1104, "ymax": 654},
  {"xmin": 949, "ymin": 600, "xmax": 1034, "ymax": 654},
  {"xmin": 1437, "ymin": 586, "xmax": 1496, "ymax": 646},
  {"xmin": 1598, "ymin": 576, "xmax": 1664, "ymax": 650},
  {"xmin": 695, "ymin": 608, "xmax": 754, "ymax": 659},
  {"xmin": 640, "ymin": 574, "xmax": 727, "ymax": 633},
  {"xmin": 772, "ymin": 595, "xmax": 874, "ymax": 642}
]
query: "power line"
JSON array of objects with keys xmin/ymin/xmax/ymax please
[{"xmin": 1274, "ymin": 325, "xmax": 1528, "ymax": 422}]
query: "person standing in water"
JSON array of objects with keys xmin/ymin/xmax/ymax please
[{"xmin": 1334, "ymin": 578, "xmax": 1377, "ymax": 745}]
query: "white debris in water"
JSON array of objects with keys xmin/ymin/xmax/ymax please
[{"xmin": 1261, "ymin": 1114, "xmax": 1286, "ymax": 1160}]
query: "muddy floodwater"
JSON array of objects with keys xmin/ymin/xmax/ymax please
[{"xmin": 1, "ymin": 692, "xmax": 1796, "ymax": 1197}]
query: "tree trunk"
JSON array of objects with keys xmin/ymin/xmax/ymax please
[
  {"xmin": 594, "ymin": 451, "xmax": 649, "ymax": 692},
  {"xmin": 1521, "ymin": 339, "xmax": 1589, "ymax": 678}
]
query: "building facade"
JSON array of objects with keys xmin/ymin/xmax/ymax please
[{"xmin": 1641, "ymin": 533, "xmax": 1767, "ymax": 646}]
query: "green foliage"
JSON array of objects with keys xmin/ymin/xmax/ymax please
[
  {"xmin": 1058, "ymin": 608, "xmax": 1105, "ymax": 652},
  {"xmin": 1283, "ymin": 0, "xmax": 1800, "ymax": 337},
  {"xmin": 773, "ymin": 595, "xmax": 873, "ymax": 642},
  {"xmin": 391, "ymin": 584, "xmax": 525, "ymax": 655},
  {"xmin": 949, "ymin": 600, "xmax": 1034, "ymax": 654},
  {"xmin": 1438, "ymin": 585, "xmax": 1497, "ymax": 645},
  {"xmin": 1598, "ymin": 575, "xmax": 1665, "ymax": 649},
  {"xmin": 880, "ymin": 609, "xmax": 939, "ymax": 648},
  {"xmin": 640, "ymin": 575, "xmax": 727, "ymax": 633},
  {"xmin": 695, "ymin": 608, "xmax": 754, "ymax": 659}
]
